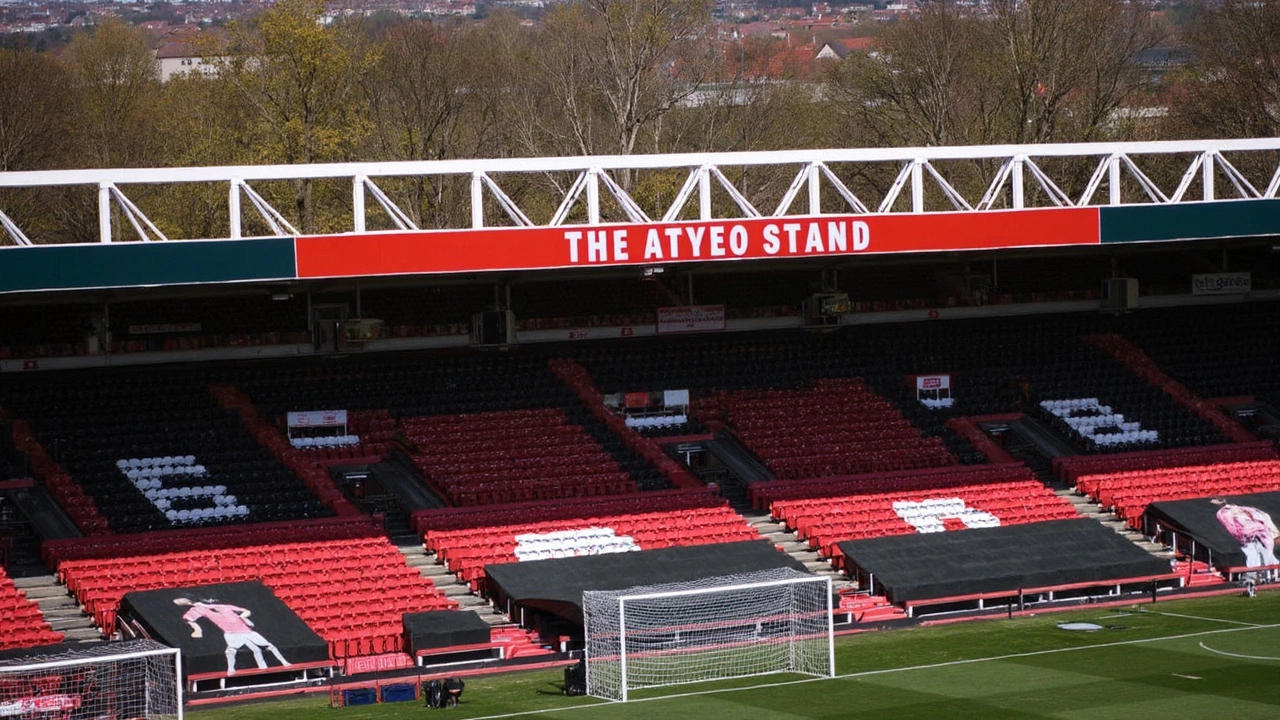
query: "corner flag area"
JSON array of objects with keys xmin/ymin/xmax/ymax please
[{"xmin": 189, "ymin": 591, "xmax": 1280, "ymax": 720}]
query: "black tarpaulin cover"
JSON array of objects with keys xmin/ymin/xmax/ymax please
[
  {"xmin": 403, "ymin": 610, "xmax": 491, "ymax": 654},
  {"xmin": 838, "ymin": 518, "xmax": 1171, "ymax": 603},
  {"xmin": 485, "ymin": 540, "xmax": 810, "ymax": 623},
  {"xmin": 1145, "ymin": 491, "xmax": 1280, "ymax": 570},
  {"xmin": 120, "ymin": 581, "xmax": 330, "ymax": 677}
]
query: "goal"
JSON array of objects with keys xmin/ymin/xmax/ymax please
[
  {"xmin": 0, "ymin": 639, "xmax": 182, "ymax": 719},
  {"xmin": 582, "ymin": 569, "xmax": 834, "ymax": 701}
]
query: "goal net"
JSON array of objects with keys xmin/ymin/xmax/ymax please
[
  {"xmin": 0, "ymin": 639, "xmax": 182, "ymax": 719},
  {"xmin": 582, "ymin": 568, "xmax": 833, "ymax": 701}
]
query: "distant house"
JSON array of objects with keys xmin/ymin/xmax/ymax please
[
  {"xmin": 815, "ymin": 36, "xmax": 874, "ymax": 61},
  {"xmin": 155, "ymin": 36, "xmax": 222, "ymax": 83}
]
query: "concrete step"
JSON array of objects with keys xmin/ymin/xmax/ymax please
[
  {"xmin": 22, "ymin": 584, "xmax": 71, "ymax": 601},
  {"xmin": 40, "ymin": 605, "xmax": 86, "ymax": 620},
  {"xmin": 35, "ymin": 595, "xmax": 77, "ymax": 610},
  {"xmin": 439, "ymin": 583, "xmax": 476, "ymax": 598},
  {"xmin": 12, "ymin": 574, "xmax": 58, "ymax": 590},
  {"xmin": 59, "ymin": 627, "xmax": 104, "ymax": 642}
]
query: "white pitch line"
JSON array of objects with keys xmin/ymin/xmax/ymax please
[
  {"xmin": 1197, "ymin": 642, "xmax": 1280, "ymax": 661},
  {"xmin": 1136, "ymin": 609, "xmax": 1263, "ymax": 627},
  {"xmin": 1171, "ymin": 673, "xmax": 1202, "ymax": 680},
  {"xmin": 461, "ymin": 622, "xmax": 1280, "ymax": 720}
]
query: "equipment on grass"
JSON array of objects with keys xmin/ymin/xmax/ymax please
[
  {"xmin": 564, "ymin": 657, "xmax": 587, "ymax": 696},
  {"xmin": 0, "ymin": 639, "xmax": 182, "ymax": 719},
  {"xmin": 582, "ymin": 568, "xmax": 833, "ymax": 702},
  {"xmin": 423, "ymin": 679, "xmax": 445, "ymax": 708}
]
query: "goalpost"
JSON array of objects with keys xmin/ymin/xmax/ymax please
[
  {"xmin": 582, "ymin": 568, "xmax": 834, "ymax": 702},
  {"xmin": 0, "ymin": 639, "xmax": 182, "ymax": 719}
]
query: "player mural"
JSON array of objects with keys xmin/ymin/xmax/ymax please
[
  {"xmin": 1213, "ymin": 500, "xmax": 1280, "ymax": 579},
  {"xmin": 173, "ymin": 596, "xmax": 292, "ymax": 676},
  {"xmin": 119, "ymin": 581, "xmax": 331, "ymax": 678}
]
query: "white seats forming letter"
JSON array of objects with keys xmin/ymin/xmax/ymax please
[
  {"xmin": 892, "ymin": 498, "xmax": 1001, "ymax": 533},
  {"xmin": 118, "ymin": 456, "xmax": 249, "ymax": 526}
]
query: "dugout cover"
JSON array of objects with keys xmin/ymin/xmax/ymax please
[
  {"xmin": 120, "ymin": 581, "xmax": 330, "ymax": 676},
  {"xmin": 1145, "ymin": 491, "xmax": 1280, "ymax": 570},
  {"xmin": 402, "ymin": 610, "xmax": 491, "ymax": 654},
  {"xmin": 485, "ymin": 540, "xmax": 810, "ymax": 624},
  {"xmin": 838, "ymin": 518, "xmax": 1172, "ymax": 603}
]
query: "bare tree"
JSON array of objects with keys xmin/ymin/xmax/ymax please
[
  {"xmin": 510, "ymin": 0, "xmax": 715, "ymax": 159},
  {"xmin": 826, "ymin": 0, "xmax": 1160, "ymax": 148},
  {"xmin": 1168, "ymin": 0, "xmax": 1280, "ymax": 139},
  {"xmin": 0, "ymin": 47, "xmax": 71, "ymax": 172}
]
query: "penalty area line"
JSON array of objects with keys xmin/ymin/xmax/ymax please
[{"xmin": 463, "ymin": 621, "xmax": 1280, "ymax": 720}]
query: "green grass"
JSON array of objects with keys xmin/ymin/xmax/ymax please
[{"xmin": 192, "ymin": 591, "xmax": 1280, "ymax": 719}]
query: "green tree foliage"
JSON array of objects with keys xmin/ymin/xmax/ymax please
[
  {"xmin": 61, "ymin": 18, "xmax": 161, "ymax": 168},
  {"xmin": 213, "ymin": 0, "xmax": 374, "ymax": 232}
]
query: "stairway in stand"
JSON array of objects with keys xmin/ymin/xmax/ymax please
[
  {"xmin": 15, "ymin": 574, "xmax": 101, "ymax": 643},
  {"xmin": 734, "ymin": 503, "xmax": 853, "ymax": 593}
]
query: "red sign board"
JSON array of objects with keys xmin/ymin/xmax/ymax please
[{"xmin": 295, "ymin": 208, "xmax": 1099, "ymax": 279}]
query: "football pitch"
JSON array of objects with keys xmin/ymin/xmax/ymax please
[{"xmin": 192, "ymin": 591, "xmax": 1280, "ymax": 719}]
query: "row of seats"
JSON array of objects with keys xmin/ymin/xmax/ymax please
[
  {"xmin": 425, "ymin": 505, "xmax": 759, "ymax": 588},
  {"xmin": 413, "ymin": 488, "xmax": 722, "ymax": 534},
  {"xmin": 44, "ymin": 515, "xmax": 382, "ymax": 566},
  {"xmin": 1052, "ymin": 441, "xmax": 1279, "ymax": 483},
  {"xmin": 772, "ymin": 479, "xmax": 1079, "ymax": 558},
  {"xmin": 0, "ymin": 568, "xmax": 63, "ymax": 651},
  {"xmin": 748, "ymin": 463, "xmax": 1035, "ymax": 509},
  {"xmin": 1076, "ymin": 460, "xmax": 1280, "ymax": 528}
]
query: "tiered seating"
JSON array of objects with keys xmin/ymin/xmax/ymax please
[
  {"xmin": 234, "ymin": 352, "xmax": 669, "ymax": 494},
  {"xmin": 43, "ymin": 515, "xmax": 381, "ymax": 566},
  {"xmin": 1, "ymin": 370, "xmax": 332, "ymax": 534},
  {"xmin": 426, "ymin": 503, "xmax": 758, "ymax": 589},
  {"xmin": 404, "ymin": 409, "xmax": 635, "ymax": 505},
  {"xmin": 1076, "ymin": 459, "xmax": 1280, "ymax": 529},
  {"xmin": 107, "ymin": 295, "xmax": 309, "ymax": 353},
  {"xmin": 705, "ymin": 378, "xmax": 954, "ymax": 479},
  {"xmin": 770, "ymin": 471, "xmax": 1077, "ymax": 558},
  {"xmin": 0, "ymin": 566, "xmax": 62, "ymax": 651},
  {"xmin": 748, "ymin": 463, "xmax": 1035, "ymax": 509},
  {"xmin": 58, "ymin": 536, "xmax": 456, "ymax": 659},
  {"xmin": 414, "ymin": 488, "xmax": 721, "ymax": 534},
  {"xmin": 1118, "ymin": 301, "xmax": 1280, "ymax": 426},
  {"xmin": 1054, "ymin": 441, "xmax": 1279, "ymax": 484}
]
